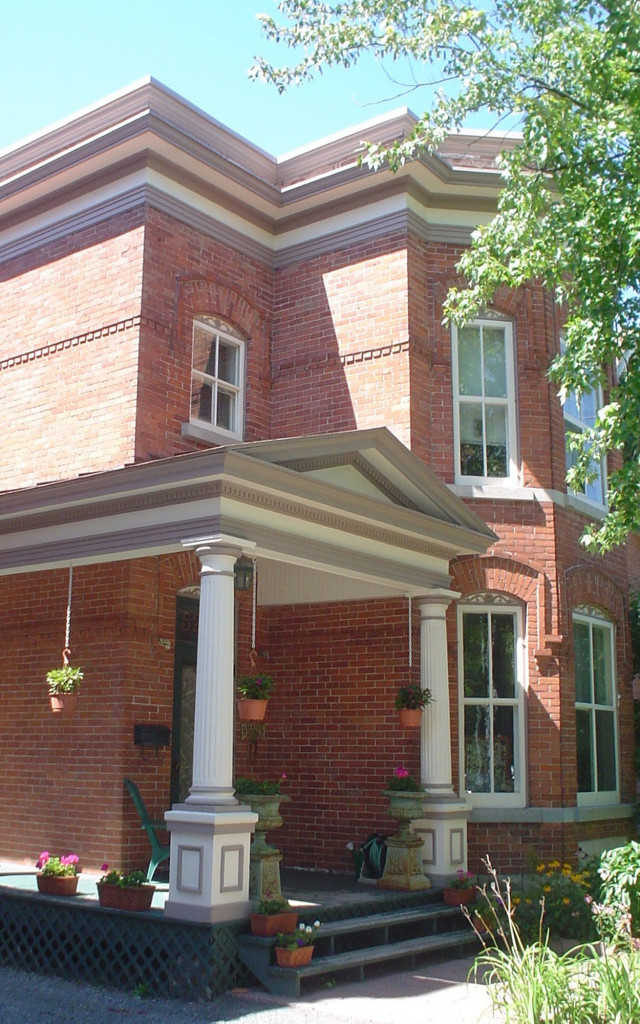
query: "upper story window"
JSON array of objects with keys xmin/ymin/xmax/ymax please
[
  {"xmin": 563, "ymin": 387, "xmax": 606, "ymax": 506},
  {"xmin": 190, "ymin": 316, "xmax": 245, "ymax": 442},
  {"xmin": 574, "ymin": 609, "xmax": 618, "ymax": 805},
  {"xmin": 452, "ymin": 318, "xmax": 517, "ymax": 484},
  {"xmin": 458, "ymin": 598, "xmax": 526, "ymax": 807}
]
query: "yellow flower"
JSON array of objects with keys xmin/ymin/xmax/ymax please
[
  {"xmin": 563, "ymin": 897, "xmax": 571, "ymax": 905},
  {"xmin": 549, "ymin": 860, "xmax": 560, "ymax": 869},
  {"xmin": 525, "ymin": 898, "xmax": 532, "ymax": 904},
  {"xmin": 513, "ymin": 896, "xmax": 521, "ymax": 905},
  {"xmin": 544, "ymin": 885, "xmax": 551, "ymax": 892},
  {"xmin": 536, "ymin": 864, "xmax": 546, "ymax": 873}
]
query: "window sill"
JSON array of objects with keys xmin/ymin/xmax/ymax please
[{"xmin": 181, "ymin": 421, "xmax": 242, "ymax": 447}]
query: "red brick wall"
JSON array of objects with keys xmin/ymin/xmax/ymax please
[
  {"xmin": 272, "ymin": 234, "xmax": 411, "ymax": 443},
  {"xmin": 234, "ymin": 598, "xmax": 423, "ymax": 872},
  {"xmin": 0, "ymin": 211, "xmax": 146, "ymax": 489}
]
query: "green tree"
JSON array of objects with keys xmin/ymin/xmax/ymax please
[{"xmin": 252, "ymin": 0, "xmax": 640, "ymax": 552}]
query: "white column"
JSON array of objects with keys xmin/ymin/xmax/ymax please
[
  {"xmin": 418, "ymin": 590, "xmax": 458, "ymax": 799},
  {"xmin": 412, "ymin": 588, "xmax": 471, "ymax": 888},
  {"xmin": 164, "ymin": 535, "xmax": 258, "ymax": 923},
  {"xmin": 187, "ymin": 543, "xmax": 239, "ymax": 805}
]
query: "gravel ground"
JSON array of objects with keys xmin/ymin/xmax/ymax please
[{"xmin": 0, "ymin": 957, "xmax": 500, "ymax": 1024}]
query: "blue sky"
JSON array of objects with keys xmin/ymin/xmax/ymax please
[{"xmin": 0, "ymin": 1, "xmax": 431, "ymax": 157}]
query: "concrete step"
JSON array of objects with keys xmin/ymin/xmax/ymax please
[{"xmin": 237, "ymin": 901, "xmax": 479, "ymax": 997}]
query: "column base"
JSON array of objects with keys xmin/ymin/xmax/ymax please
[
  {"xmin": 377, "ymin": 835, "xmax": 432, "ymax": 892},
  {"xmin": 163, "ymin": 804, "xmax": 257, "ymax": 922},
  {"xmin": 412, "ymin": 797, "xmax": 470, "ymax": 889}
]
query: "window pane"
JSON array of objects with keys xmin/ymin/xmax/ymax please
[
  {"xmin": 458, "ymin": 327, "xmax": 482, "ymax": 396},
  {"xmin": 485, "ymin": 406, "xmax": 507, "ymax": 476},
  {"xmin": 216, "ymin": 389, "xmax": 234, "ymax": 431},
  {"xmin": 492, "ymin": 615, "xmax": 516, "ymax": 698},
  {"xmin": 493, "ymin": 705, "xmax": 515, "ymax": 792},
  {"xmin": 595, "ymin": 711, "xmax": 617, "ymax": 791},
  {"xmin": 574, "ymin": 621, "xmax": 592, "ymax": 703},
  {"xmin": 191, "ymin": 379, "xmax": 212, "ymax": 423},
  {"xmin": 464, "ymin": 705, "xmax": 491, "ymax": 792},
  {"xmin": 576, "ymin": 708, "xmax": 593, "ymax": 792},
  {"xmin": 592, "ymin": 626, "xmax": 612, "ymax": 705},
  {"xmin": 483, "ymin": 327, "xmax": 507, "ymax": 398},
  {"xmin": 463, "ymin": 614, "xmax": 489, "ymax": 697},
  {"xmin": 459, "ymin": 404, "xmax": 484, "ymax": 476},
  {"xmin": 193, "ymin": 325, "xmax": 216, "ymax": 375},
  {"xmin": 217, "ymin": 341, "xmax": 238, "ymax": 386},
  {"xmin": 579, "ymin": 390, "xmax": 598, "ymax": 427}
]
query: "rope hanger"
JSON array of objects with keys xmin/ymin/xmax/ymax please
[{"xmin": 62, "ymin": 566, "xmax": 73, "ymax": 666}]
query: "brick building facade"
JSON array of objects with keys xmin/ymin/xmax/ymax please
[{"xmin": 0, "ymin": 80, "xmax": 636, "ymax": 919}]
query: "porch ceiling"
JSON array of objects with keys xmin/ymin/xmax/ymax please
[{"xmin": 0, "ymin": 428, "xmax": 495, "ymax": 596}]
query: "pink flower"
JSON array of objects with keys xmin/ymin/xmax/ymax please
[
  {"xmin": 101, "ymin": 863, "xmax": 109, "ymax": 872},
  {"xmin": 36, "ymin": 851, "xmax": 49, "ymax": 869},
  {"xmin": 60, "ymin": 854, "xmax": 79, "ymax": 866},
  {"xmin": 394, "ymin": 767, "xmax": 409, "ymax": 778}
]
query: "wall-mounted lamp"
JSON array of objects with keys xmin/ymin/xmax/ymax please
[{"xmin": 234, "ymin": 555, "xmax": 255, "ymax": 592}]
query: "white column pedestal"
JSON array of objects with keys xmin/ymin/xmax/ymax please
[
  {"xmin": 413, "ymin": 798, "xmax": 471, "ymax": 889},
  {"xmin": 164, "ymin": 804, "xmax": 257, "ymax": 923}
]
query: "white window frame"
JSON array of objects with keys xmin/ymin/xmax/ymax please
[
  {"xmin": 189, "ymin": 316, "xmax": 245, "ymax": 442},
  {"xmin": 573, "ymin": 608, "xmax": 619, "ymax": 807},
  {"xmin": 457, "ymin": 599, "xmax": 527, "ymax": 808},
  {"xmin": 452, "ymin": 317, "xmax": 518, "ymax": 485},
  {"xmin": 563, "ymin": 386, "xmax": 606, "ymax": 508}
]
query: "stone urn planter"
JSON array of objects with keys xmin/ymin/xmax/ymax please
[
  {"xmin": 97, "ymin": 883, "xmax": 155, "ymax": 911},
  {"xmin": 239, "ymin": 791, "xmax": 290, "ymax": 902},
  {"xmin": 378, "ymin": 776, "xmax": 431, "ymax": 892},
  {"xmin": 37, "ymin": 874, "xmax": 79, "ymax": 896}
]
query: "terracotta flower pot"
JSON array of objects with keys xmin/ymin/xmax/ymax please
[
  {"xmin": 443, "ymin": 886, "xmax": 477, "ymax": 907},
  {"xmin": 398, "ymin": 708, "xmax": 422, "ymax": 728},
  {"xmin": 250, "ymin": 911, "xmax": 298, "ymax": 937},
  {"xmin": 37, "ymin": 874, "xmax": 79, "ymax": 896},
  {"xmin": 275, "ymin": 944, "xmax": 314, "ymax": 967},
  {"xmin": 49, "ymin": 693, "xmax": 78, "ymax": 715},
  {"xmin": 237, "ymin": 698, "xmax": 268, "ymax": 721},
  {"xmin": 97, "ymin": 883, "xmax": 155, "ymax": 911}
]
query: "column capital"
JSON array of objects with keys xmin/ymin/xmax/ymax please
[
  {"xmin": 181, "ymin": 534, "xmax": 256, "ymax": 560},
  {"xmin": 415, "ymin": 588, "xmax": 460, "ymax": 612}
]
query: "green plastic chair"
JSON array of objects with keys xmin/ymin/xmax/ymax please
[{"xmin": 124, "ymin": 778, "xmax": 170, "ymax": 882}]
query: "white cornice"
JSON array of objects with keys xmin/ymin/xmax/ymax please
[{"xmin": 0, "ymin": 79, "xmax": 509, "ymax": 263}]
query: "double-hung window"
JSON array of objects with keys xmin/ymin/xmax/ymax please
[
  {"xmin": 190, "ymin": 316, "xmax": 245, "ymax": 441},
  {"xmin": 459, "ymin": 600, "xmax": 526, "ymax": 806},
  {"xmin": 452, "ymin": 318, "xmax": 517, "ymax": 483},
  {"xmin": 563, "ymin": 387, "xmax": 606, "ymax": 505},
  {"xmin": 574, "ymin": 610, "xmax": 618, "ymax": 804}
]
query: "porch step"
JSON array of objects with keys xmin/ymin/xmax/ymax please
[{"xmin": 237, "ymin": 900, "xmax": 479, "ymax": 997}]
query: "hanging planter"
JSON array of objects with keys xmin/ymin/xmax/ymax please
[
  {"xmin": 394, "ymin": 684, "xmax": 433, "ymax": 728},
  {"xmin": 47, "ymin": 651, "xmax": 83, "ymax": 715},
  {"xmin": 236, "ymin": 674, "xmax": 274, "ymax": 721},
  {"xmin": 46, "ymin": 569, "xmax": 82, "ymax": 714}
]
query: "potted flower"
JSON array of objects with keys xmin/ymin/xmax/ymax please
[
  {"xmin": 274, "ymin": 921, "xmax": 320, "ymax": 967},
  {"xmin": 36, "ymin": 851, "xmax": 80, "ymax": 896},
  {"xmin": 236, "ymin": 674, "xmax": 275, "ymax": 721},
  {"xmin": 250, "ymin": 896, "xmax": 298, "ymax": 937},
  {"xmin": 394, "ymin": 684, "xmax": 433, "ymax": 728},
  {"xmin": 443, "ymin": 869, "xmax": 477, "ymax": 906},
  {"xmin": 96, "ymin": 866, "xmax": 155, "ymax": 911},
  {"xmin": 46, "ymin": 664, "xmax": 83, "ymax": 714}
]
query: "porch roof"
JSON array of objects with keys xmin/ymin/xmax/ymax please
[{"xmin": 0, "ymin": 428, "xmax": 495, "ymax": 599}]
